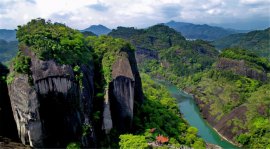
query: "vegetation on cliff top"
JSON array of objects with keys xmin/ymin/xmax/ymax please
[
  {"xmin": 86, "ymin": 35, "xmax": 134, "ymax": 84},
  {"xmin": 220, "ymin": 48, "xmax": 270, "ymax": 71},
  {"xmin": 16, "ymin": 18, "xmax": 92, "ymax": 65}
]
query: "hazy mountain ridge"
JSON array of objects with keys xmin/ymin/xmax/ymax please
[
  {"xmin": 165, "ymin": 21, "xmax": 247, "ymax": 41},
  {"xmin": 83, "ymin": 24, "xmax": 111, "ymax": 35},
  {"xmin": 0, "ymin": 39, "xmax": 18, "ymax": 63},
  {"xmin": 0, "ymin": 29, "xmax": 17, "ymax": 42},
  {"xmin": 213, "ymin": 27, "xmax": 270, "ymax": 59}
]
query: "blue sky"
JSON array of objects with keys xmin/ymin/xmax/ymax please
[{"xmin": 0, "ymin": 0, "xmax": 269, "ymax": 30}]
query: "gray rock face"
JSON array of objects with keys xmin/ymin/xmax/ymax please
[
  {"xmin": 8, "ymin": 50, "xmax": 95, "ymax": 148},
  {"xmin": 109, "ymin": 76, "xmax": 135, "ymax": 132},
  {"xmin": 135, "ymin": 47, "xmax": 158, "ymax": 64},
  {"xmin": 0, "ymin": 63, "xmax": 18, "ymax": 140},
  {"xmin": 104, "ymin": 52, "xmax": 142, "ymax": 133},
  {"xmin": 194, "ymin": 96, "xmax": 247, "ymax": 144},
  {"xmin": 216, "ymin": 58, "xmax": 267, "ymax": 82}
]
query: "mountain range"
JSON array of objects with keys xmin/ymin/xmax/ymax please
[
  {"xmin": 213, "ymin": 27, "xmax": 270, "ymax": 59},
  {"xmin": 165, "ymin": 21, "xmax": 247, "ymax": 41}
]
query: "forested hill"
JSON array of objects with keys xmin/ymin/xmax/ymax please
[
  {"xmin": 213, "ymin": 27, "xmax": 270, "ymax": 59},
  {"xmin": 109, "ymin": 24, "xmax": 219, "ymax": 76},
  {"xmin": 165, "ymin": 21, "xmax": 240, "ymax": 41}
]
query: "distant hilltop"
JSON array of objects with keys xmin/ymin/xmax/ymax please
[{"xmin": 82, "ymin": 24, "xmax": 111, "ymax": 35}]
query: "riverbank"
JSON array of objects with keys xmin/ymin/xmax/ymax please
[
  {"xmin": 212, "ymin": 128, "xmax": 240, "ymax": 147},
  {"xmin": 158, "ymin": 81, "xmax": 238, "ymax": 149},
  {"xmin": 183, "ymin": 89, "xmax": 241, "ymax": 148}
]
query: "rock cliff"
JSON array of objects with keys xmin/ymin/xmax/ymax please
[
  {"xmin": 4, "ymin": 19, "xmax": 144, "ymax": 148},
  {"xmin": 103, "ymin": 50, "xmax": 143, "ymax": 133},
  {"xmin": 8, "ymin": 48, "xmax": 95, "ymax": 148},
  {"xmin": 0, "ymin": 63, "xmax": 18, "ymax": 140},
  {"xmin": 194, "ymin": 96, "xmax": 246, "ymax": 144},
  {"xmin": 216, "ymin": 58, "xmax": 267, "ymax": 82}
]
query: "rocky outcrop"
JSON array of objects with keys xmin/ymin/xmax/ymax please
[
  {"xmin": 8, "ymin": 48, "xmax": 95, "ymax": 148},
  {"xmin": 103, "ymin": 50, "xmax": 143, "ymax": 133},
  {"xmin": 0, "ymin": 63, "xmax": 18, "ymax": 141},
  {"xmin": 135, "ymin": 47, "xmax": 158, "ymax": 64},
  {"xmin": 194, "ymin": 96, "xmax": 247, "ymax": 143},
  {"xmin": 215, "ymin": 106, "xmax": 247, "ymax": 140},
  {"xmin": 216, "ymin": 58, "xmax": 267, "ymax": 82}
]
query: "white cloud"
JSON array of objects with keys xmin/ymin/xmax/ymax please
[
  {"xmin": 0, "ymin": 0, "xmax": 269, "ymax": 30},
  {"xmin": 240, "ymin": 0, "xmax": 270, "ymax": 4}
]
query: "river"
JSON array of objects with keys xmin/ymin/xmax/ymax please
[{"xmin": 159, "ymin": 81, "xmax": 238, "ymax": 149}]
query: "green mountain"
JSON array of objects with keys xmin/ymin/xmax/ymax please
[
  {"xmin": 109, "ymin": 24, "xmax": 219, "ymax": 77},
  {"xmin": 165, "ymin": 21, "xmax": 241, "ymax": 41},
  {"xmin": 0, "ymin": 29, "xmax": 17, "ymax": 41},
  {"xmin": 83, "ymin": 24, "xmax": 111, "ymax": 35},
  {"xmin": 213, "ymin": 28, "xmax": 270, "ymax": 59}
]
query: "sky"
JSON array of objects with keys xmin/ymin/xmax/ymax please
[{"xmin": 0, "ymin": 0, "xmax": 269, "ymax": 30}]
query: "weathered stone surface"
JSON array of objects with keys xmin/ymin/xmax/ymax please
[
  {"xmin": 0, "ymin": 63, "xmax": 18, "ymax": 140},
  {"xmin": 8, "ymin": 50, "xmax": 95, "ymax": 148},
  {"xmin": 109, "ymin": 76, "xmax": 135, "ymax": 132},
  {"xmin": 135, "ymin": 47, "xmax": 158, "ymax": 64},
  {"xmin": 216, "ymin": 58, "xmax": 267, "ymax": 82},
  {"xmin": 103, "ymin": 50, "xmax": 143, "ymax": 133},
  {"xmin": 8, "ymin": 73, "xmax": 42, "ymax": 146},
  {"xmin": 112, "ymin": 56, "xmax": 134, "ymax": 80},
  {"xmin": 194, "ymin": 96, "xmax": 247, "ymax": 143},
  {"xmin": 215, "ymin": 106, "xmax": 247, "ymax": 140},
  {"xmin": 102, "ymin": 90, "xmax": 113, "ymax": 134}
]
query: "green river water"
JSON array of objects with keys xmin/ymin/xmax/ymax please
[{"xmin": 160, "ymin": 81, "xmax": 238, "ymax": 149}]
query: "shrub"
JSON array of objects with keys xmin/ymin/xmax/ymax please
[
  {"xmin": 13, "ymin": 52, "xmax": 31, "ymax": 74},
  {"xmin": 119, "ymin": 134, "xmax": 148, "ymax": 149},
  {"xmin": 66, "ymin": 142, "xmax": 80, "ymax": 149}
]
